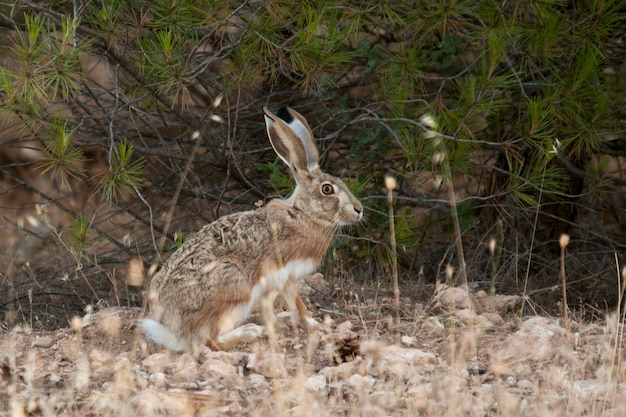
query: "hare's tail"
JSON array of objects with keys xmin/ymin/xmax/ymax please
[{"xmin": 140, "ymin": 318, "xmax": 188, "ymax": 352}]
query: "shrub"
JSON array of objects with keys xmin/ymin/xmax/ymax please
[{"xmin": 0, "ymin": 1, "xmax": 624, "ymax": 327}]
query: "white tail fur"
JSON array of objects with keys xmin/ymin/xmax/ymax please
[{"xmin": 140, "ymin": 319, "xmax": 188, "ymax": 352}]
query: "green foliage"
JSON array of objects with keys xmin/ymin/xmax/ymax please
[
  {"xmin": 39, "ymin": 119, "xmax": 88, "ymax": 189},
  {"xmin": 96, "ymin": 141, "xmax": 147, "ymax": 202},
  {"xmin": 150, "ymin": 0, "xmax": 206, "ymax": 29},
  {"xmin": 174, "ymin": 230, "xmax": 185, "ymax": 249},
  {"xmin": 394, "ymin": 208, "xmax": 421, "ymax": 252},
  {"xmin": 88, "ymin": 0, "xmax": 123, "ymax": 36},
  {"xmin": 342, "ymin": 175, "xmax": 370, "ymax": 199},
  {"xmin": 356, "ymin": 39, "xmax": 383, "ymax": 75},
  {"xmin": 233, "ymin": 1, "xmax": 360, "ymax": 92},
  {"xmin": 70, "ymin": 215, "xmax": 94, "ymax": 252},
  {"xmin": 430, "ymin": 35, "xmax": 461, "ymax": 68},
  {"xmin": 0, "ymin": 0, "xmax": 624, "ymax": 318},
  {"xmin": 1, "ymin": 14, "xmax": 86, "ymax": 118},
  {"xmin": 262, "ymin": 161, "xmax": 295, "ymax": 197}
]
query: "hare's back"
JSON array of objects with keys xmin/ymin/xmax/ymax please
[
  {"xmin": 150, "ymin": 210, "xmax": 274, "ymax": 292},
  {"xmin": 151, "ymin": 257, "xmax": 253, "ymax": 312}
]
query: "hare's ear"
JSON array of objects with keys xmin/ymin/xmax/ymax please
[{"xmin": 263, "ymin": 107, "xmax": 320, "ymax": 178}]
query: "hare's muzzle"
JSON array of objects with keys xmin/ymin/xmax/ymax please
[{"xmin": 349, "ymin": 200, "xmax": 363, "ymax": 222}]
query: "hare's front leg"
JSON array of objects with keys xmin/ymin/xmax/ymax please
[{"xmin": 280, "ymin": 276, "xmax": 319, "ymax": 329}]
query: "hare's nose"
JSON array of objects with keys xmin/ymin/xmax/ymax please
[{"xmin": 353, "ymin": 202, "xmax": 363, "ymax": 219}]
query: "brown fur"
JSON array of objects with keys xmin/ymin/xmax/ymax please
[{"xmin": 143, "ymin": 107, "xmax": 362, "ymax": 351}]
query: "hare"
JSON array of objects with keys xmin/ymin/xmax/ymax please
[{"xmin": 141, "ymin": 107, "xmax": 363, "ymax": 352}]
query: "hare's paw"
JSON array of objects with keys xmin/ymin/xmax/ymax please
[
  {"xmin": 305, "ymin": 315, "xmax": 320, "ymax": 329},
  {"xmin": 217, "ymin": 323, "xmax": 265, "ymax": 349},
  {"xmin": 275, "ymin": 311, "xmax": 320, "ymax": 329}
]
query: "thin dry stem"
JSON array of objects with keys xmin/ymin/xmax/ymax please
[
  {"xmin": 612, "ymin": 258, "xmax": 626, "ymax": 385},
  {"xmin": 559, "ymin": 233, "xmax": 570, "ymax": 332},
  {"xmin": 444, "ymin": 184, "xmax": 469, "ymax": 296},
  {"xmin": 154, "ymin": 130, "xmax": 204, "ymax": 260},
  {"xmin": 385, "ymin": 175, "xmax": 400, "ymax": 309}
]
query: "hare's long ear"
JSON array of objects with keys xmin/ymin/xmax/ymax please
[{"xmin": 263, "ymin": 107, "xmax": 320, "ymax": 179}]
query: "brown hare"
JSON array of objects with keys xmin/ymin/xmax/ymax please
[{"xmin": 141, "ymin": 107, "xmax": 363, "ymax": 352}]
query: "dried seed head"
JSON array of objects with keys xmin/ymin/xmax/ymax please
[
  {"xmin": 259, "ymin": 276, "xmax": 268, "ymax": 289},
  {"xmin": 122, "ymin": 233, "xmax": 133, "ymax": 248},
  {"xmin": 488, "ymin": 238, "xmax": 496, "ymax": 256},
  {"xmin": 209, "ymin": 114, "xmax": 224, "ymax": 123},
  {"xmin": 11, "ymin": 399, "xmax": 26, "ymax": 417},
  {"xmin": 432, "ymin": 151, "xmax": 445, "ymax": 165},
  {"xmin": 213, "ymin": 93, "xmax": 224, "ymax": 108},
  {"xmin": 384, "ymin": 175, "xmax": 397, "ymax": 191},
  {"xmin": 147, "ymin": 262, "xmax": 158, "ymax": 278},
  {"xmin": 126, "ymin": 257, "xmax": 144, "ymax": 287},
  {"xmin": 433, "ymin": 175, "xmax": 443, "ymax": 190},
  {"xmin": 420, "ymin": 113, "xmax": 438, "ymax": 129},
  {"xmin": 70, "ymin": 316, "xmax": 83, "ymax": 333},
  {"xmin": 445, "ymin": 264, "xmax": 455, "ymax": 281},
  {"xmin": 147, "ymin": 289, "xmax": 159, "ymax": 303},
  {"xmin": 99, "ymin": 315, "xmax": 121, "ymax": 338},
  {"xmin": 35, "ymin": 203, "xmax": 48, "ymax": 216},
  {"xmin": 559, "ymin": 233, "xmax": 570, "ymax": 249}
]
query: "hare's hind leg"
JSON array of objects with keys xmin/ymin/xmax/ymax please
[
  {"xmin": 216, "ymin": 323, "xmax": 265, "ymax": 350},
  {"xmin": 204, "ymin": 304, "xmax": 265, "ymax": 350},
  {"xmin": 211, "ymin": 287, "xmax": 265, "ymax": 350},
  {"xmin": 214, "ymin": 300, "xmax": 264, "ymax": 349}
]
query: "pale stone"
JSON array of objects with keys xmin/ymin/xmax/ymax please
[
  {"xmin": 401, "ymin": 335, "xmax": 417, "ymax": 347},
  {"xmin": 89, "ymin": 348, "xmax": 113, "ymax": 369},
  {"xmin": 33, "ymin": 336, "xmax": 53, "ymax": 348},
  {"xmin": 493, "ymin": 316, "xmax": 568, "ymax": 377},
  {"xmin": 150, "ymin": 371, "xmax": 166, "ymax": 388},
  {"xmin": 202, "ymin": 350, "xmax": 246, "ymax": 366},
  {"xmin": 420, "ymin": 316, "xmax": 445, "ymax": 336},
  {"xmin": 305, "ymin": 374, "xmax": 327, "ymax": 394},
  {"xmin": 248, "ymin": 373, "xmax": 270, "ymax": 392},
  {"xmin": 171, "ymin": 353, "xmax": 198, "ymax": 382},
  {"xmin": 361, "ymin": 343, "xmax": 437, "ymax": 380},
  {"xmin": 336, "ymin": 320, "xmax": 353, "ymax": 332},
  {"xmin": 200, "ymin": 358, "xmax": 242, "ymax": 386},
  {"xmin": 141, "ymin": 352, "xmax": 171, "ymax": 373},
  {"xmin": 432, "ymin": 284, "xmax": 477, "ymax": 311},
  {"xmin": 319, "ymin": 357, "xmax": 364, "ymax": 381},
  {"xmin": 348, "ymin": 374, "xmax": 375, "ymax": 391},
  {"xmin": 201, "ymin": 358, "xmax": 237, "ymax": 377},
  {"xmin": 246, "ymin": 352, "xmax": 288, "ymax": 379}
]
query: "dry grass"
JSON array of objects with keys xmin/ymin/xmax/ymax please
[{"xmin": 1, "ymin": 285, "xmax": 625, "ymax": 417}]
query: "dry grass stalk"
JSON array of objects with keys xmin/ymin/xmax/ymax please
[
  {"xmin": 559, "ymin": 233, "xmax": 570, "ymax": 331},
  {"xmin": 384, "ymin": 175, "xmax": 400, "ymax": 309},
  {"xmin": 421, "ymin": 114, "xmax": 467, "ymax": 287}
]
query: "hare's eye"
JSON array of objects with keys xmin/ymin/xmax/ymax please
[{"xmin": 321, "ymin": 183, "xmax": 335, "ymax": 195}]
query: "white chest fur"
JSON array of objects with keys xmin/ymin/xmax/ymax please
[{"xmin": 252, "ymin": 258, "xmax": 316, "ymax": 303}]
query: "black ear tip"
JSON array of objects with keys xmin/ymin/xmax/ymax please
[{"xmin": 276, "ymin": 107, "xmax": 294, "ymax": 123}]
